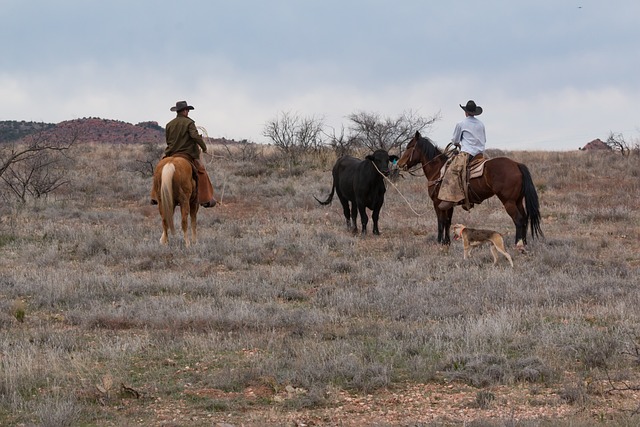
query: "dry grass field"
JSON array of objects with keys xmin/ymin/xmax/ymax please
[{"xmin": 1, "ymin": 142, "xmax": 639, "ymax": 426}]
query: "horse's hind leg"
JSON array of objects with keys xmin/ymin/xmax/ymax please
[
  {"xmin": 160, "ymin": 210, "xmax": 169, "ymax": 245},
  {"xmin": 503, "ymin": 200, "xmax": 527, "ymax": 247},
  {"xmin": 190, "ymin": 203, "xmax": 198, "ymax": 245},
  {"xmin": 180, "ymin": 203, "xmax": 191, "ymax": 247}
]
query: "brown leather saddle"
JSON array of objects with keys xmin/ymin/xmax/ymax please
[{"xmin": 438, "ymin": 153, "xmax": 488, "ymax": 181}]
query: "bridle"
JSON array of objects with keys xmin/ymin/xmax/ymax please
[{"xmin": 403, "ymin": 139, "xmax": 424, "ymax": 176}]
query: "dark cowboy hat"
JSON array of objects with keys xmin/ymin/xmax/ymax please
[
  {"xmin": 170, "ymin": 101, "xmax": 195, "ymax": 112},
  {"xmin": 460, "ymin": 100, "xmax": 483, "ymax": 116}
]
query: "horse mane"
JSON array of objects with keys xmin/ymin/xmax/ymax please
[{"xmin": 416, "ymin": 134, "xmax": 442, "ymax": 161}]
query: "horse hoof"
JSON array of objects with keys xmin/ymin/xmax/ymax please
[
  {"xmin": 201, "ymin": 199, "xmax": 217, "ymax": 208},
  {"xmin": 150, "ymin": 199, "xmax": 158, "ymax": 205}
]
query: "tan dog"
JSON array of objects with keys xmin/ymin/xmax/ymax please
[{"xmin": 452, "ymin": 224, "xmax": 513, "ymax": 267}]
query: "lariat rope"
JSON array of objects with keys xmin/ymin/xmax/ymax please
[
  {"xmin": 197, "ymin": 125, "xmax": 227, "ymax": 204},
  {"xmin": 371, "ymin": 161, "xmax": 426, "ymax": 217}
]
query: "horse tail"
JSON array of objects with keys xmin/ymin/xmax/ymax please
[
  {"xmin": 160, "ymin": 163, "xmax": 176, "ymax": 235},
  {"xmin": 519, "ymin": 163, "xmax": 544, "ymax": 240},
  {"xmin": 314, "ymin": 183, "xmax": 335, "ymax": 205}
]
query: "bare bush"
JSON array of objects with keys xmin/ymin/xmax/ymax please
[
  {"xmin": 0, "ymin": 132, "xmax": 75, "ymax": 202},
  {"xmin": 606, "ymin": 131, "xmax": 633, "ymax": 156},
  {"xmin": 347, "ymin": 109, "xmax": 440, "ymax": 152},
  {"xmin": 132, "ymin": 139, "xmax": 164, "ymax": 177},
  {"xmin": 263, "ymin": 111, "xmax": 325, "ymax": 170}
]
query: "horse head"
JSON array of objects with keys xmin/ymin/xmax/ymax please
[{"xmin": 398, "ymin": 131, "xmax": 443, "ymax": 173}]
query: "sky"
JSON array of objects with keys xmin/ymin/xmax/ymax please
[{"xmin": 1, "ymin": 0, "xmax": 639, "ymax": 151}]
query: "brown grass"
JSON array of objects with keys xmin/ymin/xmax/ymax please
[{"xmin": 0, "ymin": 143, "xmax": 639, "ymax": 426}]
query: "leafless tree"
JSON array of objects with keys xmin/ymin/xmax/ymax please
[
  {"xmin": 347, "ymin": 110, "xmax": 440, "ymax": 152},
  {"xmin": 134, "ymin": 139, "xmax": 164, "ymax": 177},
  {"xmin": 263, "ymin": 111, "xmax": 325, "ymax": 168},
  {"xmin": 605, "ymin": 132, "xmax": 631, "ymax": 157},
  {"xmin": 323, "ymin": 124, "xmax": 358, "ymax": 157},
  {"xmin": 0, "ymin": 132, "xmax": 76, "ymax": 203}
]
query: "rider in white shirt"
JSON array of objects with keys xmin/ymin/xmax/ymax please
[
  {"xmin": 438, "ymin": 100, "xmax": 486, "ymax": 211},
  {"xmin": 452, "ymin": 100, "xmax": 486, "ymax": 156}
]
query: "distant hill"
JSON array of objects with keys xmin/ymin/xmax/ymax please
[
  {"xmin": 579, "ymin": 138, "xmax": 612, "ymax": 151},
  {"xmin": 0, "ymin": 118, "xmax": 165, "ymax": 145},
  {"xmin": 0, "ymin": 118, "xmax": 245, "ymax": 146},
  {"xmin": 0, "ymin": 120, "xmax": 56, "ymax": 143}
]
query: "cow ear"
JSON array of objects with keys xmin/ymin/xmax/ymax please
[
  {"xmin": 415, "ymin": 130, "xmax": 421, "ymax": 138},
  {"xmin": 390, "ymin": 155, "xmax": 399, "ymax": 162}
]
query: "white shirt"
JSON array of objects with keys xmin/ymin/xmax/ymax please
[{"xmin": 451, "ymin": 116, "xmax": 486, "ymax": 156}]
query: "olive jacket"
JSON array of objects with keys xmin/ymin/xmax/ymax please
[{"xmin": 164, "ymin": 115, "xmax": 207, "ymax": 160}]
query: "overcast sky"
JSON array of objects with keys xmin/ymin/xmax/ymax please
[{"xmin": 2, "ymin": 0, "xmax": 638, "ymax": 150}]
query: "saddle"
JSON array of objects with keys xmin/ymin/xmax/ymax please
[
  {"xmin": 438, "ymin": 153, "xmax": 488, "ymax": 181},
  {"xmin": 436, "ymin": 152, "xmax": 489, "ymax": 210}
]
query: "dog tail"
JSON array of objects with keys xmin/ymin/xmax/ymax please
[{"xmin": 519, "ymin": 163, "xmax": 543, "ymax": 240}]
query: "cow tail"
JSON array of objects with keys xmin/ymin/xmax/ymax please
[
  {"xmin": 314, "ymin": 184, "xmax": 335, "ymax": 205},
  {"xmin": 519, "ymin": 163, "xmax": 543, "ymax": 240},
  {"xmin": 160, "ymin": 163, "xmax": 176, "ymax": 234}
]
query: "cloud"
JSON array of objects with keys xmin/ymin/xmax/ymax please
[{"xmin": 2, "ymin": 1, "xmax": 639, "ymax": 151}]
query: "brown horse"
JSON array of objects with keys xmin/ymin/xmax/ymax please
[
  {"xmin": 152, "ymin": 156, "xmax": 199, "ymax": 247},
  {"xmin": 397, "ymin": 131, "xmax": 542, "ymax": 247}
]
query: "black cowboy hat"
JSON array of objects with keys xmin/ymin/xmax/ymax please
[
  {"xmin": 170, "ymin": 101, "xmax": 195, "ymax": 112},
  {"xmin": 460, "ymin": 100, "xmax": 483, "ymax": 116}
]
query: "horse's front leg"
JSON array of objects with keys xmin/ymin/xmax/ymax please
[
  {"xmin": 435, "ymin": 206, "xmax": 453, "ymax": 245},
  {"xmin": 190, "ymin": 203, "xmax": 199, "ymax": 245}
]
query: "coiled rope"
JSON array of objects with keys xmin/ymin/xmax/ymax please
[{"xmin": 197, "ymin": 125, "xmax": 227, "ymax": 204}]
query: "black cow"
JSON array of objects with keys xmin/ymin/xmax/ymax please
[{"xmin": 315, "ymin": 149, "xmax": 399, "ymax": 235}]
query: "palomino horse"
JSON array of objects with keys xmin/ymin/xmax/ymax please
[
  {"xmin": 397, "ymin": 131, "xmax": 543, "ymax": 247},
  {"xmin": 152, "ymin": 156, "xmax": 199, "ymax": 246}
]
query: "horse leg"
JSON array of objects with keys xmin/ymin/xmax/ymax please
[
  {"xmin": 503, "ymin": 200, "xmax": 527, "ymax": 248},
  {"xmin": 516, "ymin": 198, "xmax": 529, "ymax": 247},
  {"xmin": 190, "ymin": 203, "xmax": 198, "ymax": 245},
  {"xmin": 435, "ymin": 206, "xmax": 453, "ymax": 245},
  {"xmin": 160, "ymin": 223, "xmax": 169, "ymax": 245},
  {"xmin": 180, "ymin": 202, "xmax": 190, "ymax": 247}
]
